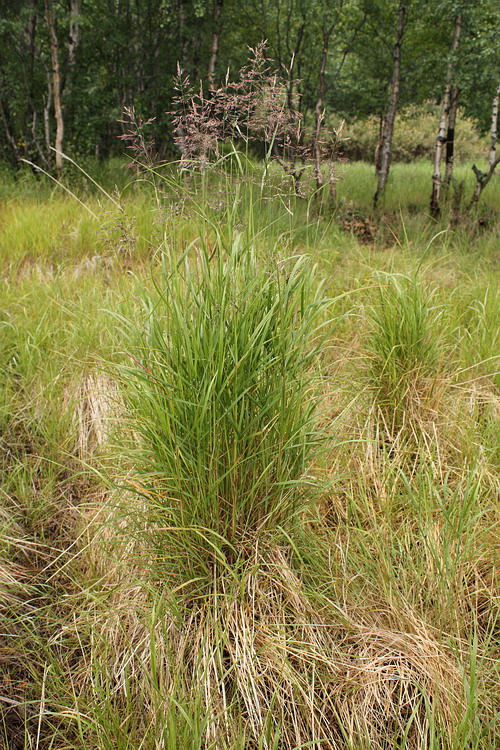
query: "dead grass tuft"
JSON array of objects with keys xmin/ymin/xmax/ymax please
[
  {"xmin": 70, "ymin": 372, "xmax": 119, "ymax": 459},
  {"xmin": 76, "ymin": 524, "xmax": 464, "ymax": 749}
]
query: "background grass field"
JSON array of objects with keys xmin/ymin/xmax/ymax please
[{"xmin": 0, "ymin": 160, "xmax": 498, "ymax": 749}]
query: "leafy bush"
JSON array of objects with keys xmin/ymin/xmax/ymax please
[{"xmin": 340, "ymin": 103, "xmax": 487, "ymax": 163}]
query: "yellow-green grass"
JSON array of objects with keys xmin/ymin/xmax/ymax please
[
  {"xmin": 340, "ymin": 160, "xmax": 500, "ymax": 211},
  {"xmin": 0, "ymin": 162, "xmax": 498, "ymax": 749}
]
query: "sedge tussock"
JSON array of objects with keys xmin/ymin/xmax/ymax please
[
  {"xmin": 77, "ymin": 535, "xmax": 464, "ymax": 750},
  {"xmin": 113, "ymin": 242, "xmax": 329, "ymax": 557},
  {"xmin": 363, "ymin": 273, "xmax": 452, "ymax": 442}
]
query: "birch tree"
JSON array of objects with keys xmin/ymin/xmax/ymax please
[
  {"xmin": 65, "ymin": 0, "xmax": 82, "ymax": 102},
  {"xmin": 444, "ymin": 84, "xmax": 458, "ymax": 185},
  {"xmin": 207, "ymin": 0, "xmax": 224, "ymax": 89},
  {"xmin": 310, "ymin": 0, "xmax": 362, "ymax": 201},
  {"xmin": 312, "ymin": 15, "xmax": 337, "ymax": 195},
  {"xmin": 430, "ymin": 12, "xmax": 462, "ymax": 218},
  {"xmin": 373, "ymin": 0, "xmax": 408, "ymax": 207},
  {"xmin": 489, "ymin": 83, "xmax": 499, "ymax": 168},
  {"xmin": 44, "ymin": 0, "xmax": 64, "ymax": 172}
]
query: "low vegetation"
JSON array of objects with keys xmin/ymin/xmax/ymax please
[
  {"xmin": 341, "ymin": 104, "xmax": 489, "ymax": 163},
  {"xmin": 0, "ymin": 161, "xmax": 498, "ymax": 748}
]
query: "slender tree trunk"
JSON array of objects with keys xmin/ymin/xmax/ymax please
[
  {"xmin": 177, "ymin": 0, "xmax": 189, "ymax": 73},
  {"xmin": 64, "ymin": 0, "xmax": 82, "ymax": 101},
  {"xmin": 373, "ymin": 1, "xmax": 408, "ymax": 207},
  {"xmin": 430, "ymin": 14, "xmax": 462, "ymax": 218},
  {"xmin": 374, "ymin": 114, "xmax": 384, "ymax": 173},
  {"xmin": 431, "ymin": 92, "xmax": 451, "ymax": 214},
  {"xmin": 207, "ymin": 0, "xmax": 224, "ymax": 90},
  {"xmin": 31, "ymin": 107, "xmax": 51, "ymax": 169},
  {"xmin": 44, "ymin": 0, "xmax": 64, "ymax": 172},
  {"xmin": 0, "ymin": 98, "xmax": 21, "ymax": 167},
  {"xmin": 24, "ymin": 0, "xmax": 38, "ymax": 157},
  {"xmin": 191, "ymin": 28, "xmax": 202, "ymax": 82},
  {"xmin": 286, "ymin": 25, "xmax": 305, "ymax": 113},
  {"xmin": 470, "ymin": 157, "xmax": 500, "ymax": 208},
  {"xmin": 24, "ymin": 0, "xmax": 37, "ymax": 75},
  {"xmin": 313, "ymin": 23, "xmax": 332, "ymax": 193},
  {"xmin": 44, "ymin": 71, "xmax": 52, "ymax": 161},
  {"xmin": 59, "ymin": 0, "xmax": 82, "ymax": 145},
  {"xmin": 489, "ymin": 83, "xmax": 500, "ymax": 169},
  {"xmin": 444, "ymin": 85, "xmax": 459, "ymax": 185}
]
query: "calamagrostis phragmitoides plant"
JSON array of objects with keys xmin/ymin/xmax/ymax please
[
  {"xmin": 171, "ymin": 43, "xmax": 343, "ymax": 195},
  {"xmin": 118, "ymin": 105, "xmax": 159, "ymax": 170},
  {"xmin": 116, "ymin": 239, "xmax": 329, "ymax": 577}
]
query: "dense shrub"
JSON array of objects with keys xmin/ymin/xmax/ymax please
[{"xmin": 339, "ymin": 103, "xmax": 487, "ymax": 163}]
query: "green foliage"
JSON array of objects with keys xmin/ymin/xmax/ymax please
[
  {"xmin": 341, "ymin": 104, "xmax": 487, "ymax": 163},
  {"xmin": 1, "ymin": 0, "xmax": 499, "ymax": 167}
]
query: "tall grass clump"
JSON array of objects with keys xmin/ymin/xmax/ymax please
[
  {"xmin": 366, "ymin": 273, "xmax": 448, "ymax": 434},
  {"xmin": 116, "ymin": 239, "xmax": 328, "ymax": 577}
]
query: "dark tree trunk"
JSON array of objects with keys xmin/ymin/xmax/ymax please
[
  {"xmin": 60, "ymin": 0, "xmax": 82, "ymax": 143},
  {"xmin": 286, "ymin": 24, "xmax": 305, "ymax": 113},
  {"xmin": 470, "ymin": 157, "xmax": 500, "ymax": 208},
  {"xmin": 44, "ymin": 70, "xmax": 52, "ymax": 161},
  {"xmin": 44, "ymin": 0, "xmax": 64, "ymax": 172},
  {"xmin": 0, "ymin": 98, "xmax": 21, "ymax": 167},
  {"xmin": 191, "ymin": 28, "xmax": 202, "ymax": 82},
  {"xmin": 374, "ymin": 113, "xmax": 384, "ymax": 174},
  {"xmin": 177, "ymin": 0, "xmax": 189, "ymax": 73},
  {"xmin": 373, "ymin": 1, "xmax": 408, "ymax": 207},
  {"xmin": 444, "ymin": 85, "xmax": 459, "ymax": 185},
  {"xmin": 24, "ymin": 0, "xmax": 38, "ymax": 157},
  {"xmin": 207, "ymin": 0, "xmax": 224, "ymax": 90}
]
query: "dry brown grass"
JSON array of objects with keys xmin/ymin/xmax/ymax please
[{"xmin": 74, "ymin": 507, "xmax": 467, "ymax": 750}]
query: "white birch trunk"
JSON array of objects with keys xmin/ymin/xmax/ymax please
[
  {"xmin": 430, "ymin": 14, "xmax": 462, "ymax": 217},
  {"xmin": 489, "ymin": 83, "xmax": 500, "ymax": 169}
]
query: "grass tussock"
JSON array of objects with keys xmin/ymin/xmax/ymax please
[
  {"xmin": 114, "ymin": 241, "xmax": 328, "ymax": 563},
  {"xmin": 365, "ymin": 273, "xmax": 450, "ymax": 436},
  {"xmin": 78, "ymin": 516, "xmax": 465, "ymax": 750}
]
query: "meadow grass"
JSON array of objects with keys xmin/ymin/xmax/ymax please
[
  {"xmin": 1, "ymin": 158, "xmax": 499, "ymax": 271},
  {"xmin": 0, "ymin": 160, "xmax": 498, "ymax": 749}
]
